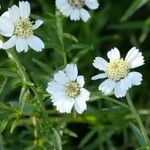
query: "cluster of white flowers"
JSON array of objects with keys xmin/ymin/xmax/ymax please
[{"xmin": 0, "ymin": 1, "xmax": 145, "ymax": 114}]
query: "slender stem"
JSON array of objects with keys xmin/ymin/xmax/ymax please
[
  {"xmin": 56, "ymin": 11, "xmax": 67, "ymax": 65},
  {"xmin": 32, "ymin": 116, "xmax": 38, "ymax": 147},
  {"xmin": 126, "ymin": 92, "xmax": 150, "ymax": 144},
  {"xmin": 6, "ymin": 49, "xmax": 49, "ymax": 121}
]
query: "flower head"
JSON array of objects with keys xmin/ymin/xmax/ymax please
[
  {"xmin": 0, "ymin": 1, "xmax": 44, "ymax": 52},
  {"xmin": 46, "ymin": 64, "xmax": 90, "ymax": 114},
  {"xmin": 92, "ymin": 47, "xmax": 144, "ymax": 98},
  {"xmin": 56, "ymin": 0, "xmax": 99, "ymax": 22}
]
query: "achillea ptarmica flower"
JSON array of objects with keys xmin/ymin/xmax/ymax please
[
  {"xmin": 0, "ymin": 1, "xmax": 44, "ymax": 52},
  {"xmin": 46, "ymin": 64, "xmax": 90, "ymax": 114},
  {"xmin": 92, "ymin": 47, "xmax": 144, "ymax": 98},
  {"xmin": 56, "ymin": 0, "xmax": 99, "ymax": 22}
]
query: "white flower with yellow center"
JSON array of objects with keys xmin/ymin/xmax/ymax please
[
  {"xmin": 0, "ymin": 1, "xmax": 44, "ymax": 52},
  {"xmin": 46, "ymin": 64, "xmax": 90, "ymax": 114},
  {"xmin": 56, "ymin": 0, "xmax": 99, "ymax": 22},
  {"xmin": 92, "ymin": 47, "xmax": 144, "ymax": 98}
]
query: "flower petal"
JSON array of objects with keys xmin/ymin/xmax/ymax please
[
  {"xmin": 8, "ymin": 5, "xmax": 20, "ymax": 22},
  {"xmin": 114, "ymin": 78, "xmax": 131, "ymax": 98},
  {"xmin": 80, "ymin": 8, "xmax": 90, "ymax": 22},
  {"xmin": 107, "ymin": 47, "xmax": 120, "ymax": 61},
  {"xmin": 65, "ymin": 64, "xmax": 78, "ymax": 81},
  {"xmin": 85, "ymin": 0, "xmax": 99, "ymax": 10},
  {"xmin": 47, "ymin": 81, "xmax": 64, "ymax": 94},
  {"xmin": 0, "ymin": 16, "xmax": 14, "ymax": 37},
  {"xmin": 93, "ymin": 57, "xmax": 108, "ymax": 71},
  {"xmin": 128, "ymin": 72, "xmax": 142, "ymax": 86},
  {"xmin": 56, "ymin": 0, "xmax": 73, "ymax": 17},
  {"xmin": 70, "ymin": 9, "xmax": 80, "ymax": 21},
  {"xmin": 91, "ymin": 73, "xmax": 107, "ymax": 80},
  {"xmin": 27, "ymin": 35, "xmax": 44, "ymax": 52},
  {"xmin": 77, "ymin": 76, "xmax": 85, "ymax": 87},
  {"xmin": 99, "ymin": 79, "xmax": 116, "ymax": 95},
  {"xmin": 125, "ymin": 47, "xmax": 144, "ymax": 69},
  {"xmin": 54, "ymin": 99, "xmax": 74, "ymax": 113},
  {"xmin": 2, "ymin": 35, "xmax": 17, "ymax": 49},
  {"xmin": 33, "ymin": 20, "xmax": 43, "ymax": 30},
  {"xmin": 16, "ymin": 38, "xmax": 28, "ymax": 52},
  {"xmin": 19, "ymin": 1, "xmax": 31, "ymax": 19},
  {"xmin": 54, "ymin": 70, "xmax": 69, "ymax": 85}
]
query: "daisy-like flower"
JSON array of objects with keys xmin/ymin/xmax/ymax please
[
  {"xmin": 56, "ymin": 0, "xmax": 99, "ymax": 22},
  {"xmin": 46, "ymin": 64, "xmax": 90, "ymax": 114},
  {"xmin": 92, "ymin": 47, "xmax": 144, "ymax": 98},
  {"xmin": 0, "ymin": 1, "xmax": 44, "ymax": 52}
]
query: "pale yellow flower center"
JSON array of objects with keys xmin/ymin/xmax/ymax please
[
  {"xmin": 68, "ymin": 0, "xmax": 85, "ymax": 8},
  {"xmin": 106, "ymin": 59, "xmax": 129, "ymax": 81},
  {"xmin": 65, "ymin": 81, "xmax": 80, "ymax": 97},
  {"xmin": 14, "ymin": 19, "xmax": 33, "ymax": 38}
]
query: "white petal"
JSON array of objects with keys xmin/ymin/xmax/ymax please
[
  {"xmin": 51, "ymin": 92, "xmax": 67, "ymax": 102},
  {"xmin": 1, "ymin": 11, "xmax": 10, "ymax": 17},
  {"xmin": 56, "ymin": 0, "xmax": 73, "ymax": 17},
  {"xmin": 114, "ymin": 78, "xmax": 131, "ymax": 98},
  {"xmin": 107, "ymin": 47, "xmax": 120, "ymax": 61},
  {"xmin": 128, "ymin": 72, "xmax": 142, "ymax": 86},
  {"xmin": 19, "ymin": 1, "xmax": 31, "ymax": 19},
  {"xmin": 16, "ymin": 38, "xmax": 28, "ymax": 52},
  {"xmin": 77, "ymin": 76, "xmax": 85, "ymax": 87},
  {"xmin": 54, "ymin": 99, "xmax": 74, "ymax": 113},
  {"xmin": 47, "ymin": 81, "xmax": 64, "ymax": 94},
  {"xmin": 125, "ymin": 47, "xmax": 144, "ymax": 69},
  {"xmin": 8, "ymin": 5, "xmax": 20, "ymax": 22},
  {"xmin": 70, "ymin": 9, "xmax": 80, "ymax": 21},
  {"xmin": 65, "ymin": 64, "xmax": 78, "ymax": 81},
  {"xmin": 80, "ymin": 8, "xmax": 90, "ymax": 22},
  {"xmin": 0, "ymin": 40, "xmax": 3, "ymax": 49},
  {"xmin": 85, "ymin": 0, "xmax": 99, "ymax": 10},
  {"xmin": 2, "ymin": 35, "xmax": 17, "ymax": 49},
  {"xmin": 0, "ymin": 17, "xmax": 14, "ymax": 37},
  {"xmin": 91, "ymin": 73, "xmax": 107, "ymax": 80},
  {"xmin": 99, "ymin": 79, "xmax": 116, "ymax": 95},
  {"xmin": 93, "ymin": 57, "xmax": 108, "ymax": 71},
  {"xmin": 27, "ymin": 35, "xmax": 44, "ymax": 52},
  {"xmin": 79, "ymin": 88, "xmax": 90, "ymax": 101},
  {"xmin": 54, "ymin": 71, "xmax": 69, "ymax": 85},
  {"xmin": 33, "ymin": 20, "xmax": 43, "ymax": 30},
  {"xmin": 74, "ymin": 92, "xmax": 88, "ymax": 114}
]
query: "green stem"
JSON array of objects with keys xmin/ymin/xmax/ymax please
[
  {"xmin": 126, "ymin": 92, "xmax": 150, "ymax": 144},
  {"xmin": 56, "ymin": 11, "xmax": 67, "ymax": 65},
  {"xmin": 6, "ymin": 49, "xmax": 49, "ymax": 122}
]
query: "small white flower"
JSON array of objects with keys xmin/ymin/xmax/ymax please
[
  {"xmin": 92, "ymin": 47, "xmax": 144, "ymax": 98},
  {"xmin": 0, "ymin": 1, "xmax": 44, "ymax": 52},
  {"xmin": 46, "ymin": 64, "xmax": 90, "ymax": 114},
  {"xmin": 56, "ymin": 0, "xmax": 99, "ymax": 22}
]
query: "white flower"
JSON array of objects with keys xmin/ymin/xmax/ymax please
[
  {"xmin": 92, "ymin": 47, "xmax": 144, "ymax": 98},
  {"xmin": 0, "ymin": 39, "xmax": 3, "ymax": 49},
  {"xmin": 46, "ymin": 64, "xmax": 90, "ymax": 114},
  {"xmin": 0, "ymin": 1, "xmax": 44, "ymax": 52},
  {"xmin": 56, "ymin": 0, "xmax": 99, "ymax": 22}
]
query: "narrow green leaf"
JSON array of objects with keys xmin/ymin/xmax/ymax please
[
  {"xmin": 52, "ymin": 129, "xmax": 62, "ymax": 150},
  {"xmin": 129, "ymin": 122, "xmax": 147, "ymax": 146},
  {"xmin": 63, "ymin": 33, "xmax": 78, "ymax": 43},
  {"xmin": 121, "ymin": 0, "xmax": 148, "ymax": 21},
  {"xmin": 79, "ymin": 130, "xmax": 96, "ymax": 148}
]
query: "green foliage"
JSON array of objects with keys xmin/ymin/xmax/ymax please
[{"xmin": 0, "ymin": 0, "xmax": 150, "ymax": 150}]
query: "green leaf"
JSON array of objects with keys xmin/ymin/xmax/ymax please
[
  {"xmin": 129, "ymin": 122, "xmax": 147, "ymax": 146},
  {"xmin": 79, "ymin": 130, "xmax": 96, "ymax": 148},
  {"xmin": 52, "ymin": 129, "xmax": 62, "ymax": 150},
  {"xmin": 121, "ymin": 0, "xmax": 149, "ymax": 21},
  {"xmin": 63, "ymin": 33, "xmax": 78, "ymax": 43},
  {"xmin": 137, "ymin": 145, "xmax": 150, "ymax": 150},
  {"xmin": 0, "ymin": 68, "xmax": 18, "ymax": 77}
]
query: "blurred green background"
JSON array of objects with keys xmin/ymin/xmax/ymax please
[{"xmin": 0, "ymin": 0, "xmax": 150, "ymax": 149}]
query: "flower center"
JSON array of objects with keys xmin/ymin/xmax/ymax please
[
  {"xmin": 65, "ymin": 81, "xmax": 80, "ymax": 97},
  {"xmin": 14, "ymin": 18, "xmax": 33, "ymax": 38},
  {"xmin": 68, "ymin": 0, "xmax": 85, "ymax": 8},
  {"xmin": 106, "ymin": 59, "xmax": 129, "ymax": 81}
]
